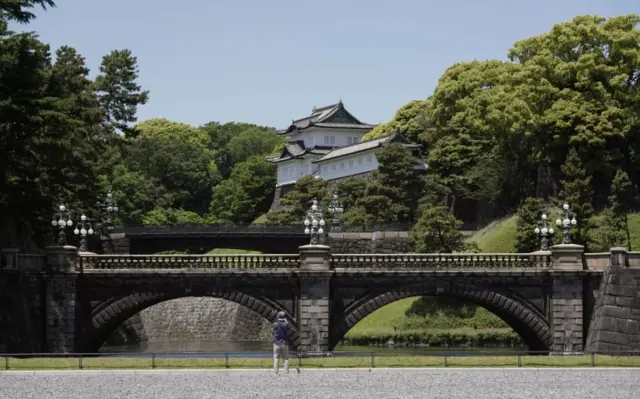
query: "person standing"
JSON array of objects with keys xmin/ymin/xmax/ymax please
[{"xmin": 272, "ymin": 311, "xmax": 292, "ymax": 373}]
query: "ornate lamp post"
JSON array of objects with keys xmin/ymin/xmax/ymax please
[
  {"xmin": 51, "ymin": 204, "xmax": 73, "ymax": 246},
  {"xmin": 534, "ymin": 213, "xmax": 555, "ymax": 250},
  {"xmin": 74, "ymin": 214, "xmax": 94, "ymax": 252},
  {"xmin": 103, "ymin": 191, "xmax": 119, "ymax": 231},
  {"xmin": 556, "ymin": 203, "xmax": 578, "ymax": 244},
  {"xmin": 303, "ymin": 198, "xmax": 326, "ymax": 245},
  {"xmin": 327, "ymin": 192, "xmax": 344, "ymax": 232}
]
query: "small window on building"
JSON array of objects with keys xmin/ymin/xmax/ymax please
[
  {"xmin": 347, "ymin": 137, "xmax": 353, "ymax": 145},
  {"xmin": 332, "ymin": 164, "xmax": 336, "ymax": 171},
  {"xmin": 358, "ymin": 157, "xmax": 363, "ymax": 165},
  {"xmin": 324, "ymin": 136, "xmax": 329, "ymax": 145},
  {"xmin": 330, "ymin": 136, "xmax": 335, "ymax": 145},
  {"xmin": 353, "ymin": 136, "xmax": 360, "ymax": 144},
  {"xmin": 340, "ymin": 162, "xmax": 345, "ymax": 170},
  {"xmin": 309, "ymin": 136, "xmax": 314, "ymax": 146},
  {"xmin": 367, "ymin": 155, "xmax": 373, "ymax": 163},
  {"xmin": 349, "ymin": 160, "xmax": 354, "ymax": 168},
  {"xmin": 322, "ymin": 165, "xmax": 328, "ymax": 173}
]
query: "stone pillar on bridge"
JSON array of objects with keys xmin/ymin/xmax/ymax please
[
  {"xmin": 45, "ymin": 245, "xmax": 79, "ymax": 353},
  {"xmin": 550, "ymin": 243, "xmax": 585, "ymax": 353},
  {"xmin": 298, "ymin": 244, "xmax": 332, "ymax": 354}
]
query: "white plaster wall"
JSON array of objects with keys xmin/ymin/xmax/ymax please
[
  {"xmin": 276, "ymin": 156, "xmax": 323, "ymax": 186},
  {"xmin": 288, "ymin": 127, "xmax": 370, "ymax": 148},
  {"xmin": 316, "ymin": 149, "xmax": 379, "ymax": 181}
]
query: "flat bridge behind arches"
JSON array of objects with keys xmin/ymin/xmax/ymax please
[
  {"xmin": 103, "ymin": 224, "xmax": 310, "ymax": 254},
  {"xmin": 23, "ymin": 248, "xmax": 604, "ymax": 355}
]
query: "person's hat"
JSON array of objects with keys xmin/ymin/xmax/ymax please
[{"xmin": 277, "ymin": 311, "xmax": 286, "ymax": 320}]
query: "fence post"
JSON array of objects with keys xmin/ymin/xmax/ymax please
[
  {"xmin": 591, "ymin": 352, "xmax": 595, "ymax": 367},
  {"xmin": 225, "ymin": 353, "xmax": 229, "ymax": 369},
  {"xmin": 297, "ymin": 352, "xmax": 301, "ymax": 369},
  {"xmin": 79, "ymin": 355, "xmax": 83, "ymax": 370},
  {"xmin": 370, "ymin": 352, "xmax": 375, "ymax": 368},
  {"xmin": 517, "ymin": 354, "xmax": 521, "ymax": 367},
  {"xmin": 4, "ymin": 356, "xmax": 8, "ymax": 370},
  {"xmin": 444, "ymin": 355, "xmax": 448, "ymax": 367},
  {"xmin": 152, "ymin": 353, "xmax": 156, "ymax": 369}
]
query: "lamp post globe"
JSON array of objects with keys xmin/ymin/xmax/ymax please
[
  {"xmin": 304, "ymin": 198, "xmax": 326, "ymax": 245},
  {"xmin": 557, "ymin": 203, "xmax": 578, "ymax": 244},
  {"xmin": 74, "ymin": 213, "xmax": 94, "ymax": 252},
  {"xmin": 328, "ymin": 192, "xmax": 344, "ymax": 233},
  {"xmin": 535, "ymin": 211, "xmax": 554, "ymax": 251},
  {"xmin": 51, "ymin": 204, "xmax": 73, "ymax": 246}
]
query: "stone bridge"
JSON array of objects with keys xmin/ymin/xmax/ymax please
[
  {"xmin": 0, "ymin": 245, "xmax": 639, "ymax": 355},
  {"xmin": 102, "ymin": 224, "xmax": 421, "ymax": 255}
]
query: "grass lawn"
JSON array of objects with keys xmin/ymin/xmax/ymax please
[
  {"xmin": 3, "ymin": 354, "xmax": 640, "ymax": 369},
  {"xmin": 206, "ymin": 248, "xmax": 263, "ymax": 255}
]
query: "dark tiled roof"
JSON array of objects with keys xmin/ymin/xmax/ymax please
[
  {"xmin": 312, "ymin": 133, "xmax": 421, "ymax": 163},
  {"xmin": 276, "ymin": 101, "xmax": 376, "ymax": 135},
  {"xmin": 265, "ymin": 142, "xmax": 331, "ymax": 163}
]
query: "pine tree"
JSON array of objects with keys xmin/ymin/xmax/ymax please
[
  {"xmin": 595, "ymin": 170, "xmax": 636, "ymax": 251},
  {"xmin": 93, "ymin": 49, "xmax": 149, "ymax": 136},
  {"xmin": 515, "ymin": 197, "xmax": 548, "ymax": 252},
  {"xmin": 558, "ymin": 148, "xmax": 594, "ymax": 248}
]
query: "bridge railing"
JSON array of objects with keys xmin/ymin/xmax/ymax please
[
  {"xmin": 114, "ymin": 224, "xmax": 306, "ymax": 235},
  {"xmin": 77, "ymin": 254, "xmax": 301, "ymax": 271},
  {"xmin": 330, "ymin": 253, "xmax": 553, "ymax": 268}
]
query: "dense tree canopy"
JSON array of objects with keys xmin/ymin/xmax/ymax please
[{"xmin": 2, "ymin": 5, "xmax": 639, "ymax": 254}]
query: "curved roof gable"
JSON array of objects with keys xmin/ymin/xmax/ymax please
[{"xmin": 276, "ymin": 101, "xmax": 377, "ymax": 135}]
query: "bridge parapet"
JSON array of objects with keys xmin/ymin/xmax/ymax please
[
  {"xmin": 330, "ymin": 253, "xmax": 553, "ymax": 269},
  {"xmin": 78, "ymin": 253, "xmax": 300, "ymax": 271}
]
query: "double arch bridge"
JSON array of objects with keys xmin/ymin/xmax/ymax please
[{"xmin": 0, "ymin": 244, "xmax": 621, "ymax": 354}]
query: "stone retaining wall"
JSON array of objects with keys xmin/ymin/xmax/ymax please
[
  {"xmin": 105, "ymin": 298, "xmax": 272, "ymax": 347},
  {"xmin": 327, "ymin": 232, "xmax": 413, "ymax": 253},
  {"xmin": 585, "ymin": 266, "xmax": 640, "ymax": 353}
]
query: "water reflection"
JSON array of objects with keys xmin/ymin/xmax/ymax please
[
  {"xmin": 101, "ymin": 340, "xmax": 523, "ymax": 355},
  {"xmin": 101, "ymin": 340, "xmax": 273, "ymax": 354}
]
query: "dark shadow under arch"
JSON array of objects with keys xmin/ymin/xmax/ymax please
[
  {"xmin": 78, "ymin": 290, "xmax": 300, "ymax": 352},
  {"xmin": 331, "ymin": 282, "xmax": 552, "ymax": 351}
]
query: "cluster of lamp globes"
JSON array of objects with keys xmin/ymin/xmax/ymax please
[
  {"xmin": 51, "ymin": 205, "xmax": 94, "ymax": 236},
  {"xmin": 327, "ymin": 194, "xmax": 344, "ymax": 214},
  {"xmin": 534, "ymin": 204, "xmax": 578, "ymax": 236},
  {"xmin": 303, "ymin": 201, "xmax": 326, "ymax": 235}
]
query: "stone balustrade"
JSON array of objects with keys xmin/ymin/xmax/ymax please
[
  {"xmin": 331, "ymin": 253, "xmax": 553, "ymax": 269},
  {"xmin": 77, "ymin": 254, "xmax": 301, "ymax": 271},
  {"xmin": 9, "ymin": 249, "xmax": 640, "ymax": 272}
]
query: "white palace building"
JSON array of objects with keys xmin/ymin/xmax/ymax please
[{"xmin": 266, "ymin": 101, "xmax": 422, "ymax": 206}]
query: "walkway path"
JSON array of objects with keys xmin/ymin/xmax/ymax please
[{"xmin": 1, "ymin": 368, "xmax": 639, "ymax": 398}]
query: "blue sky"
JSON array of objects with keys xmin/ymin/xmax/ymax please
[{"xmin": 16, "ymin": 0, "xmax": 640, "ymax": 129}]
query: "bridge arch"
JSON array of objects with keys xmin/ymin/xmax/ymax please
[
  {"xmin": 332, "ymin": 281, "xmax": 552, "ymax": 351},
  {"xmin": 78, "ymin": 290, "xmax": 300, "ymax": 352}
]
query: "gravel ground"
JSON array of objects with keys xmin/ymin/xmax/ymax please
[{"xmin": 1, "ymin": 368, "xmax": 639, "ymax": 399}]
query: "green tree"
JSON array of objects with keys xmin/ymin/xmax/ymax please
[
  {"xmin": 558, "ymin": 148, "xmax": 595, "ymax": 247},
  {"xmin": 126, "ymin": 134, "xmax": 216, "ymax": 213},
  {"xmin": 593, "ymin": 170, "xmax": 636, "ymax": 251},
  {"xmin": 376, "ymin": 143, "xmax": 424, "ymax": 221},
  {"xmin": 362, "ymin": 99, "xmax": 433, "ymax": 145},
  {"xmin": 352, "ymin": 180, "xmax": 401, "ymax": 229},
  {"xmin": 515, "ymin": 197, "xmax": 547, "ymax": 252},
  {"xmin": 210, "ymin": 156, "xmax": 276, "ymax": 223},
  {"xmin": 409, "ymin": 205, "xmax": 475, "ymax": 253},
  {"xmin": 266, "ymin": 176, "xmax": 329, "ymax": 224},
  {"xmin": 226, "ymin": 126, "xmax": 282, "ymax": 165},
  {"xmin": 0, "ymin": 0, "xmax": 55, "ymax": 24},
  {"xmin": 141, "ymin": 208, "xmax": 208, "ymax": 225},
  {"xmin": 94, "ymin": 49, "xmax": 149, "ymax": 136}
]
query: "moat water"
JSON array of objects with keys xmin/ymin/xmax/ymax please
[{"xmin": 100, "ymin": 340, "xmax": 522, "ymax": 355}]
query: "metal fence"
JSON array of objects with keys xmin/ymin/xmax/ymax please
[{"xmin": 3, "ymin": 350, "xmax": 640, "ymax": 370}]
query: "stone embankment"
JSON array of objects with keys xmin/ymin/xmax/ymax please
[{"xmin": 106, "ymin": 298, "xmax": 272, "ymax": 346}]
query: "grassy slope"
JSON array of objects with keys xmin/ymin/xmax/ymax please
[
  {"xmin": 467, "ymin": 211, "xmax": 640, "ymax": 253},
  {"xmin": 345, "ymin": 297, "xmax": 516, "ymax": 344},
  {"xmin": 206, "ymin": 248, "xmax": 262, "ymax": 254}
]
